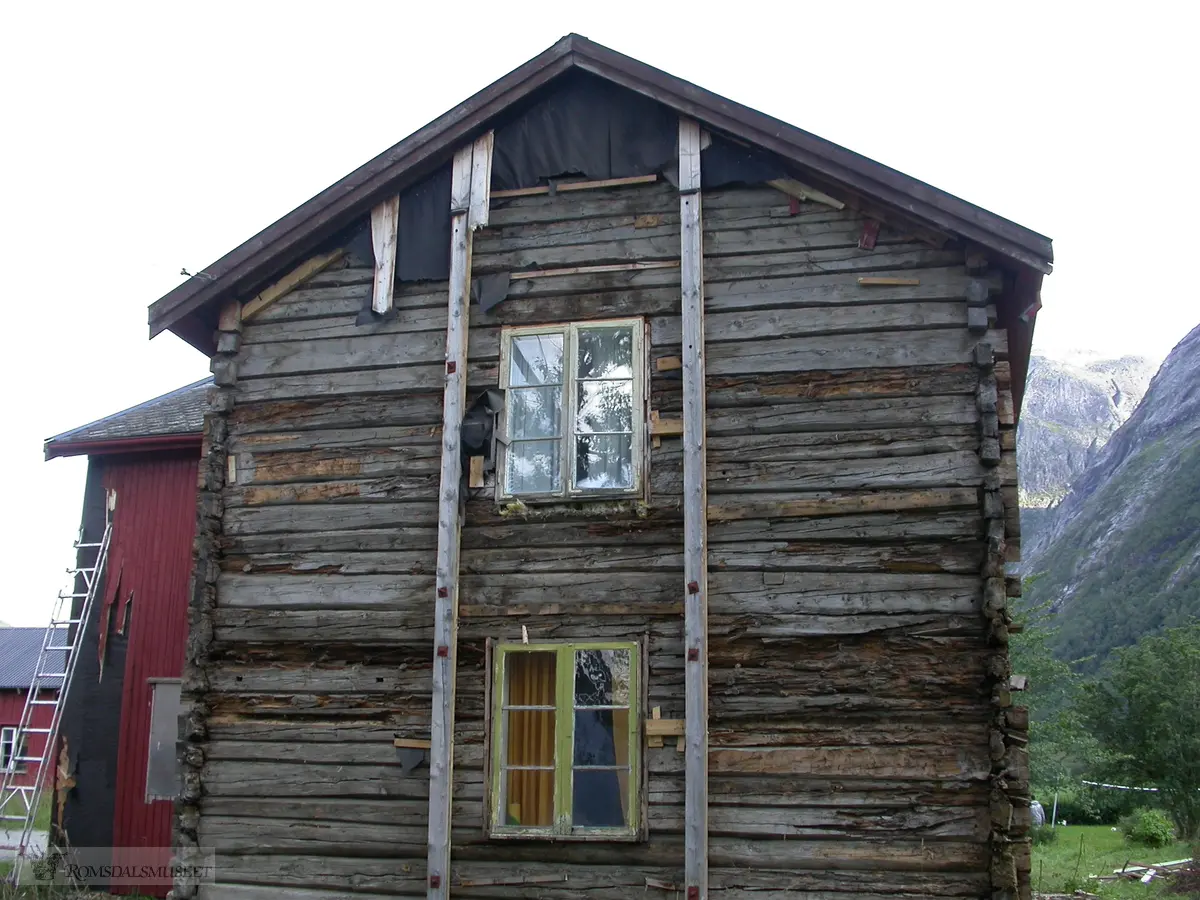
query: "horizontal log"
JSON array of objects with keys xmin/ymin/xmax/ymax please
[
  {"xmin": 212, "ymin": 608, "xmax": 434, "ymax": 644},
  {"xmin": 704, "ymin": 394, "xmax": 978, "ymax": 434},
  {"xmin": 230, "ymin": 394, "xmax": 443, "ymax": 435},
  {"xmin": 235, "ymin": 362, "xmax": 497, "ymax": 403},
  {"xmin": 708, "ymin": 487, "xmax": 980, "ymax": 522},
  {"xmin": 201, "ymin": 761, "xmax": 443, "ymax": 799},
  {"xmin": 709, "ymin": 612, "xmax": 982, "ymax": 639},
  {"xmin": 701, "ymin": 450, "xmax": 985, "ymax": 494},
  {"xmin": 651, "ymin": 302, "xmax": 988, "ymax": 346},
  {"xmin": 653, "ymin": 803, "xmax": 989, "ymax": 840},
  {"xmin": 705, "ymin": 328, "xmax": 1007, "ymax": 377},
  {"xmin": 700, "ymin": 364, "xmax": 979, "ymax": 408},
  {"xmin": 225, "ymin": 538, "xmax": 981, "ymax": 578}
]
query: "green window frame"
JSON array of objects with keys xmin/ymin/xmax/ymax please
[
  {"xmin": 488, "ymin": 641, "xmax": 641, "ymax": 840},
  {"xmin": 497, "ymin": 318, "xmax": 647, "ymax": 501}
]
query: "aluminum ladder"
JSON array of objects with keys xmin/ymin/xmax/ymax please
[{"xmin": 0, "ymin": 490, "xmax": 115, "ymax": 875}]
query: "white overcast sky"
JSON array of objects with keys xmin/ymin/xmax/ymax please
[{"xmin": 1, "ymin": 2, "xmax": 1196, "ymax": 626}]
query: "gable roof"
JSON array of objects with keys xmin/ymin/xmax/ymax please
[
  {"xmin": 45, "ymin": 377, "xmax": 210, "ymax": 460},
  {"xmin": 0, "ymin": 628, "xmax": 64, "ymax": 691},
  {"xmin": 148, "ymin": 33, "xmax": 1052, "ymax": 358}
]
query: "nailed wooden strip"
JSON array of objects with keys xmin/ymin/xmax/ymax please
[{"xmin": 242, "ymin": 250, "xmax": 347, "ymax": 322}]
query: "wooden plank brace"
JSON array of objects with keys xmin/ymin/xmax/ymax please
[
  {"xmin": 370, "ymin": 196, "xmax": 400, "ymax": 314},
  {"xmin": 678, "ymin": 116, "xmax": 709, "ymax": 900},
  {"xmin": 426, "ymin": 130, "xmax": 492, "ymax": 900}
]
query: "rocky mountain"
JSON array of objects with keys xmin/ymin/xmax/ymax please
[
  {"xmin": 1016, "ymin": 353, "xmax": 1154, "ymax": 552},
  {"xmin": 1021, "ymin": 324, "xmax": 1200, "ymax": 667},
  {"xmin": 1017, "ymin": 353, "xmax": 1154, "ymax": 507}
]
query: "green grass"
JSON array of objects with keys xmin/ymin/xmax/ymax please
[{"xmin": 1033, "ymin": 824, "xmax": 1196, "ymax": 898}]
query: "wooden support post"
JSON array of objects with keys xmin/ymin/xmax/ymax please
[
  {"xmin": 370, "ymin": 197, "xmax": 400, "ymax": 314},
  {"xmin": 678, "ymin": 116, "xmax": 709, "ymax": 900},
  {"xmin": 427, "ymin": 131, "xmax": 491, "ymax": 900}
]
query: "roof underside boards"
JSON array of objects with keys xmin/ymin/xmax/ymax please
[
  {"xmin": 45, "ymin": 377, "xmax": 211, "ymax": 460},
  {"xmin": 0, "ymin": 627, "xmax": 65, "ymax": 690},
  {"xmin": 146, "ymin": 33, "xmax": 1052, "ymax": 358}
]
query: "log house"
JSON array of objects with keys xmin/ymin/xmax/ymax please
[{"xmin": 145, "ymin": 35, "xmax": 1051, "ymax": 900}]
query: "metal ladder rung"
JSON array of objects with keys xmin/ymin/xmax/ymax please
[
  {"xmin": 21, "ymin": 728, "xmax": 52, "ymax": 735},
  {"xmin": 28, "ymin": 699, "xmax": 58, "ymax": 706},
  {"xmin": 13, "ymin": 756, "xmax": 45, "ymax": 765},
  {"xmin": 35, "ymin": 672, "xmax": 67, "ymax": 679},
  {"xmin": 49, "ymin": 618, "xmax": 81, "ymax": 626}
]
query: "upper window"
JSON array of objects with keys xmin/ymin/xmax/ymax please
[
  {"xmin": 489, "ymin": 642, "xmax": 640, "ymax": 839},
  {"xmin": 499, "ymin": 320, "xmax": 645, "ymax": 499}
]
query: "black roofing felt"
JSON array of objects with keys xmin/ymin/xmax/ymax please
[
  {"xmin": 0, "ymin": 627, "xmax": 64, "ymax": 691},
  {"xmin": 44, "ymin": 377, "xmax": 211, "ymax": 457}
]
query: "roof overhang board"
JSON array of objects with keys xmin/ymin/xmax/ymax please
[
  {"xmin": 147, "ymin": 39, "xmax": 578, "ymax": 341},
  {"xmin": 45, "ymin": 433, "xmax": 204, "ymax": 461}
]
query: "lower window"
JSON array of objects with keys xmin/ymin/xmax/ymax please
[{"xmin": 489, "ymin": 641, "xmax": 640, "ymax": 839}]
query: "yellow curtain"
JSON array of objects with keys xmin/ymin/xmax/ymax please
[{"xmin": 505, "ymin": 652, "xmax": 556, "ymax": 826}]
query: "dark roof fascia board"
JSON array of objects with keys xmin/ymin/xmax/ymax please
[
  {"xmin": 147, "ymin": 40, "xmax": 578, "ymax": 338},
  {"xmin": 568, "ymin": 42, "xmax": 1052, "ymax": 273},
  {"xmin": 45, "ymin": 433, "xmax": 203, "ymax": 461},
  {"xmin": 148, "ymin": 33, "xmax": 1053, "ymax": 343}
]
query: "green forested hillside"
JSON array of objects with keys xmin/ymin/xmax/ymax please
[
  {"xmin": 1022, "ymin": 323, "xmax": 1200, "ymax": 668},
  {"xmin": 1027, "ymin": 439, "xmax": 1200, "ymax": 667}
]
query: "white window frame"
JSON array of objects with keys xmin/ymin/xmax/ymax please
[
  {"xmin": 1, "ymin": 726, "xmax": 16, "ymax": 773},
  {"xmin": 497, "ymin": 318, "xmax": 647, "ymax": 501}
]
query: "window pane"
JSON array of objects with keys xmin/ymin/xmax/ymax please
[
  {"xmin": 510, "ymin": 385, "xmax": 562, "ymax": 439},
  {"xmin": 576, "ymin": 381, "xmax": 633, "ymax": 434},
  {"xmin": 578, "ymin": 328, "xmax": 633, "ymax": 380},
  {"xmin": 506, "ymin": 650, "xmax": 557, "ymax": 706},
  {"xmin": 574, "ymin": 649, "xmax": 631, "ymax": 707},
  {"xmin": 146, "ymin": 682, "xmax": 182, "ymax": 800},
  {"xmin": 509, "ymin": 334, "xmax": 564, "ymax": 386},
  {"xmin": 574, "ymin": 435, "xmax": 633, "ymax": 490},
  {"xmin": 508, "ymin": 440, "xmax": 562, "ymax": 494},
  {"xmin": 503, "ymin": 768, "xmax": 555, "ymax": 827},
  {"xmin": 572, "ymin": 768, "xmax": 630, "ymax": 828},
  {"xmin": 502, "ymin": 651, "xmax": 558, "ymax": 828}
]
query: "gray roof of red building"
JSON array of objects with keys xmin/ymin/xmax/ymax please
[
  {"xmin": 44, "ymin": 377, "xmax": 210, "ymax": 459},
  {"xmin": 0, "ymin": 627, "xmax": 64, "ymax": 691}
]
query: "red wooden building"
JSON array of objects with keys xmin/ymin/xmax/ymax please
[
  {"xmin": 43, "ymin": 377, "xmax": 207, "ymax": 897},
  {"xmin": 0, "ymin": 629, "xmax": 59, "ymax": 790}
]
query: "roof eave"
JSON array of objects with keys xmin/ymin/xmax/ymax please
[
  {"xmin": 45, "ymin": 432, "xmax": 203, "ymax": 461},
  {"xmin": 147, "ymin": 37, "xmax": 580, "ymax": 340}
]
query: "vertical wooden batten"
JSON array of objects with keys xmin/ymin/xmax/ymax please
[
  {"xmin": 678, "ymin": 116, "xmax": 709, "ymax": 900},
  {"xmin": 370, "ymin": 196, "xmax": 400, "ymax": 314},
  {"xmin": 427, "ymin": 131, "xmax": 492, "ymax": 900}
]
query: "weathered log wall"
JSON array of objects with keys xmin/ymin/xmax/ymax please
[{"xmin": 179, "ymin": 179, "xmax": 1028, "ymax": 899}]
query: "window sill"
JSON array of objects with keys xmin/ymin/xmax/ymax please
[
  {"xmin": 497, "ymin": 497, "xmax": 651, "ymax": 519},
  {"xmin": 487, "ymin": 828, "xmax": 642, "ymax": 843}
]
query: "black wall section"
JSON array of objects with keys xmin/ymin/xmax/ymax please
[
  {"xmin": 59, "ymin": 457, "xmax": 126, "ymax": 888},
  {"xmin": 398, "ymin": 162, "xmax": 453, "ymax": 283}
]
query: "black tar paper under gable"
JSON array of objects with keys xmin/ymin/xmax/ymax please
[
  {"xmin": 363, "ymin": 75, "xmax": 792, "ymax": 298},
  {"xmin": 490, "ymin": 73, "xmax": 678, "ymax": 191},
  {"xmin": 398, "ymin": 162, "xmax": 453, "ymax": 282}
]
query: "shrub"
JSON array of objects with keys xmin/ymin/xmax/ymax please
[
  {"xmin": 1030, "ymin": 824, "xmax": 1059, "ymax": 845},
  {"xmin": 1121, "ymin": 807, "xmax": 1176, "ymax": 847}
]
